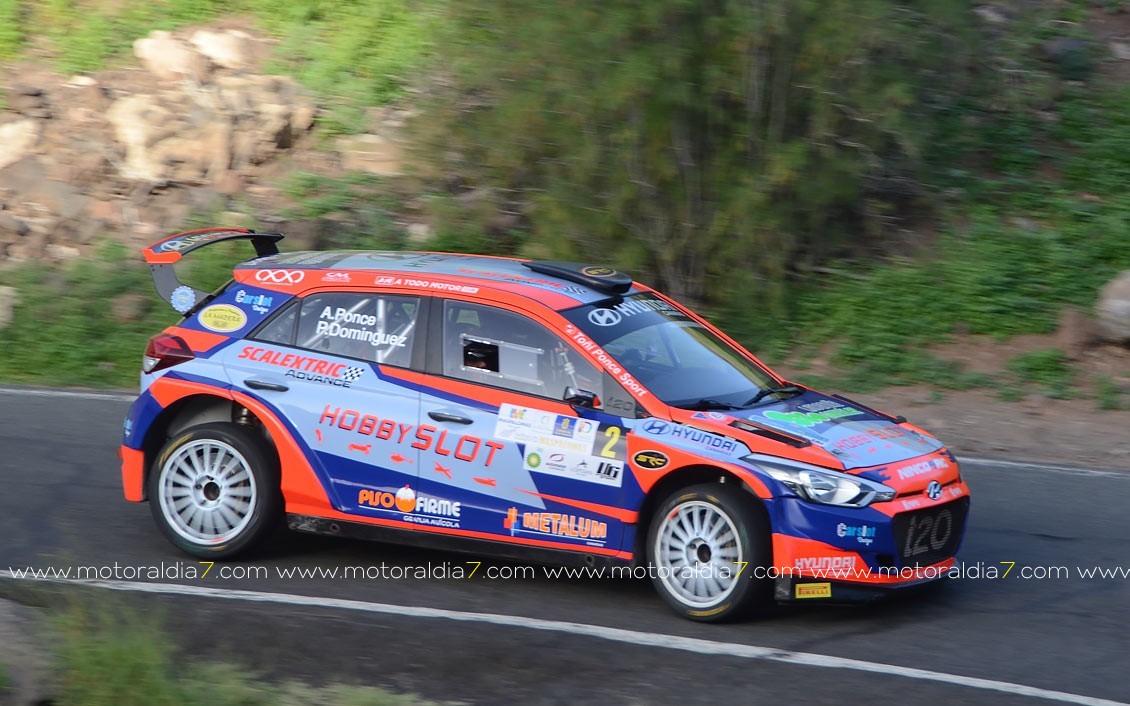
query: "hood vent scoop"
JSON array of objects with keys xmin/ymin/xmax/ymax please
[{"xmin": 730, "ymin": 419, "xmax": 811, "ymax": 448}]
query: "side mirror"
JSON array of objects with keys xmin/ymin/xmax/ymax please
[{"xmin": 564, "ymin": 387, "xmax": 601, "ymax": 410}]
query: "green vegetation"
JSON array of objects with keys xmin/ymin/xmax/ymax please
[
  {"xmin": 771, "ymin": 83, "xmax": 1130, "ymax": 383},
  {"xmin": 55, "ymin": 600, "xmax": 433, "ymax": 706},
  {"xmin": 0, "ymin": 660, "xmax": 8, "ymax": 694},
  {"xmin": 0, "ymin": 0, "xmax": 22, "ymax": 60},
  {"xmin": 1006, "ymin": 349, "xmax": 1074, "ymax": 399},
  {"xmin": 31, "ymin": 0, "xmax": 233, "ymax": 73},
  {"xmin": 0, "ymin": 0, "xmax": 438, "ymax": 127},
  {"xmin": 1095, "ymin": 376, "xmax": 1126, "ymax": 410},
  {"xmin": 0, "ymin": 0, "xmax": 1127, "ymax": 399},
  {"xmin": 281, "ymin": 172, "xmax": 410, "ymax": 249},
  {"xmin": 418, "ymin": 0, "xmax": 978, "ymax": 314},
  {"xmin": 0, "ymin": 241, "xmax": 241, "ymax": 388},
  {"xmin": 255, "ymin": 0, "xmax": 442, "ymax": 135}
]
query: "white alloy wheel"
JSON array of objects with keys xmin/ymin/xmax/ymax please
[
  {"xmin": 653, "ymin": 499, "xmax": 743, "ymax": 609},
  {"xmin": 158, "ymin": 439, "xmax": 257, "ymax": 545},
  {"xmin": 149, "ymin": 422, "xmax": 279, "ymax": 559}
]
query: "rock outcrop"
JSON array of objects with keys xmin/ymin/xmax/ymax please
[
  {"xmin": 0, "ymin": 27, "xmax": 328, "ymax": 263},
  {"xmin": 1096, "ymin": 270, "xmax": 1130, "ymax": 343}
]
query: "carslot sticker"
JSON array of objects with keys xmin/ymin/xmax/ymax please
[{"xmin": 233, "ymin": 289, "xmax": 274, "ymax": 314}]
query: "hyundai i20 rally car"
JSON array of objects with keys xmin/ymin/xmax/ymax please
[{"xmin": 121, "ymin": 227, "xmax": 970, "ymax": 621}]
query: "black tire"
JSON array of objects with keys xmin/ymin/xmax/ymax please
[
  {"xmin": 645, "ymin": 482, "xmax": 771, "ymax": 622},
  {"xmin": 148, "ymin": 422, "xmax": 280, "ymax": 559}
]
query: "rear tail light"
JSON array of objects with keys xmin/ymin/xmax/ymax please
[{"xmin": 143, "ymin": 334, "xmax": 195, "ymax": 373}]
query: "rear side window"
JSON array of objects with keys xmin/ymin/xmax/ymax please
[
  {"xmin": 257, "ymin": 292, "xmax": 420, "ymax": 367},
  {"xmin": 254, "ymin": 302, "xmax": 298, "ymax": 346}
]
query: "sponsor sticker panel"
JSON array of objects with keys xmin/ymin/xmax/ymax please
[
  {"xmin": 237, "ymin": 346, "xmax": 367, "ymax": 388},
  {"xmin": 497, "ymin": 405, "xmax": 624, "ymax": 486},
  {"xmin": 522, "ymin": 447, "xmax": 623, "ymax": 487},
  {"xmin": 503, "ymin": 506, "xmax": 608, "ymax": 546},
  {"xmin": 494, "ymin": 404, "xmax": 597, "ymax": 455},
  {"xmin": 356, "ymin": 485, "xmax": 463, "ymax": 529},
  {"xmin": 198, "ymin": 304, "xmax": 247, "ymax": 333}
]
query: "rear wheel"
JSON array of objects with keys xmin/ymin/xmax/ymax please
[
  {"xmin": 646, "ymin": 482, "xmax": 770, "ymax": 622},
  {"xmin": 149, "ymin": 422, "xmax": 280, "ymax": 559}
]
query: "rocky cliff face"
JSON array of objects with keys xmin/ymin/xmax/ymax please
[{"xmin": 0, "ymin": 27, "xmax": 407, "ymax": 263}]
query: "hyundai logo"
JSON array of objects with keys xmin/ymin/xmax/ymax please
[
  {"xmin": 642, "ymin": 420, "xmax": 670, "ymax": 435},
  {"xmin": 587, "ymin": 309, "xmax": 622, "ymax": 327},
  {"xmin": 925, "ymin": 480, "xmax": 943, "ymax": 501}
]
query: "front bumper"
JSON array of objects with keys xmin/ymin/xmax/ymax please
[
  {"xmin": 768, "ymin": 488, "xmax": 971, "ymax": 602},
  {"xmin": 775, "ymin": 562, "xmax": 955, "ymax": 603}
]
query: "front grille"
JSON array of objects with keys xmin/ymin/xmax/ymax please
[{"xmin": 892, "ymin": 497, "xmax": 970, "ymax": 568}]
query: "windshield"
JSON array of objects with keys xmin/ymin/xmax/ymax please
[{"xmin": 561, "ymin": 293, "xmax": 779, "ymax": 408}]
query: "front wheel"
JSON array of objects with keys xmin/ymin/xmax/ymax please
[
  {"xmin": 149, "ymin": 422, "xmax": 280, "ymax": 559},
  {"xmin": 646, "ymin": 482, "xmax": 771, "ymax": 622}
]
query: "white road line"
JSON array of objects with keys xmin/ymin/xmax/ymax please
[
  {"xmin": 0, "ymin": 386, "xmax": 134, "ymax": 403},
  {"xmin": 0, "ymin": 571, "xmax": 1123, "ymax": 706},
  {"xmin": 957, "ymin": 456, "xmax": 1130, "ymax": 478}
]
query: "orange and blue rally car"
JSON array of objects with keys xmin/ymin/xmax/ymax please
[{"xmin": 121, "ymin": 227, "xmax": 970, "ymax": 621}]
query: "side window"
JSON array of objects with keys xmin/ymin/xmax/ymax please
[
  {"xmin": 278, "ymin": 292, "xmax": 420, "ymax": 366},
  {"xmin": 253, "ymin": 301, "xmax": 298, "ymax": 346},
  {"xmin": 442, "ymin": 301, "xmax": 601, "ymax": 400}
]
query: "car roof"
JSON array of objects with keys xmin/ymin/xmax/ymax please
[{"xmin": 235, "ymin": 250, "xmax": 643, "ymax": 309}]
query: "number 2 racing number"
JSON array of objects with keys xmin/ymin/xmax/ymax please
[{"xmin": 592, "ymin": 424, "xmax": 626, "ymax": 461}]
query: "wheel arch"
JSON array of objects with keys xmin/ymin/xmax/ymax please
[
  {"xmin": 139, "ymin": 393, "xmax": 272, "ymax": 501},
  {"xmin": 634, "ymin": 465, "xmax": 772, "ymax": 565}
]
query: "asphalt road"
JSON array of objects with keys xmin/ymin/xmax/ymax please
[{"xmin": 1, "ymin": 387, "xmax": 1128, "ymax": 705}]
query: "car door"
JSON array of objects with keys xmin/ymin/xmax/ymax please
[
  {"xmin": 220, "ymin": 290, "xmax": 424, "ymax": 514},
  {"xmin": 413, "ymin": 298, "xmax": 633, "ymax": 553}
]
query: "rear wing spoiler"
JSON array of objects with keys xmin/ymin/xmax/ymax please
[{"xmin": 143, "ymin": 227, "xmax": 285, "ymax": 313}]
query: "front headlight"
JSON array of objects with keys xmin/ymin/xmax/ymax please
[{"xmin": 744, "ymin": 454, "xmax": 896, "ymax": 508}]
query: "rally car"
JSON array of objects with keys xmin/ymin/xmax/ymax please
[{"xmin": 121, "ymin": 227, "xmax": 970, "ymax": 621}]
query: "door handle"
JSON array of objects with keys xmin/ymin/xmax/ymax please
[
  {"xmin": 427, "ymin": 410, "xmax": 473, "ymax": 425},
  {"xmin": 245, "ymin": 379, "xmax": 289, "ymax": 392}
]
